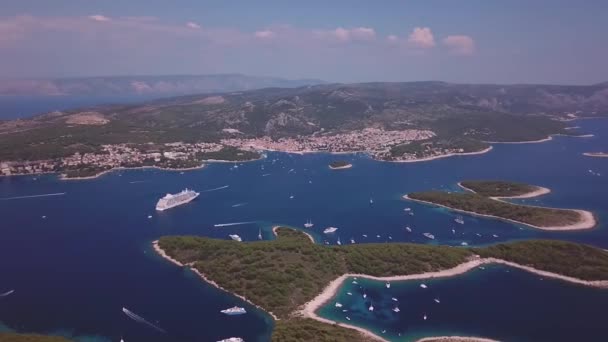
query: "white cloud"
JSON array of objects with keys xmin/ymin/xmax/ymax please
[
  {"xmin": 408, "ymin": 27, "xmax": 435, "ymax": 48},
  {"xmin": 350, "ymin": 27, "xmax": 376, "ymax": 41},
  {"xmin": 254, "ymin": 30, "xmax": 276, "ymax": 39},
  {"xmin": 88, "ymin": 15, "xmax": 111, "ymax": 22},
  {"xmin": 443, "ymin": 35, "xmax": 475, "ymax": 55},
  {"xmin": 186, "ymin": 22, "xmax": 201, "ymax": 29},
  {"xmin": 333, "ymin": 27, "xmax": 350, "ymax": 42},
  {"xmin": 387, "ymin": 34, "xmax": 399, "ymax": 42},
  {"xmin": 329, "ymin": 27, "xmax": 376, "ymax": 42}
]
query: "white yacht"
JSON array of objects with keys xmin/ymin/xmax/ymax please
[
  {"xmin": 323, "ymin": 227, "xmax": 338, "ymax": 234},
  {"xmin": 420, "ymin": 284, "xmax": 428, "ymax": 289},
  {"xmin": 393, "ymin": 306, "xmax": 400, "ymax": 313},
  {"xmin": 423, "ymin": 232, "xmax": 435, "ymax": 240},
  {"xmin": 229, "ymin": 234, "xmax": 242, "ymax": 242},
  {"xmin": 335, "ymin": 302, "xmax": 343, "ymax": 308},
  {"xmin": 385, "ymin": 282, "xmax": 391, "ymax": 289},
  {"xmin": 217, "ymin": 338, "xmax": 244, "ymax": 342},
  {"xmin": 454, "ymin": 215, "xmax": 465, "ymax": 225},
  {"xmin": 304, "ymin": 219, "xmax": 314, "ymax": 228}
]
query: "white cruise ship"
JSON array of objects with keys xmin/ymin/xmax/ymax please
[
  {"xmin": 155, "ymin": 189, "xmax": 199, "ymax": 211},
  {"xmin": 221, "ymin": 306, "xmax": 247, "ymax": 315}
]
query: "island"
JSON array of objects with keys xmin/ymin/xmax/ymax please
[
  {"xmin": 0, "ymin": 333, "xmax": 71, "ymax": 342},
  {"xmin": 154, "ymin": 227, "xmax": 608, "ymax": 342},
  {"xmin": 405, "ymin": 180, "xmax": 595, "ymax": 230},
  {"xmin": 329, "ymin": 160, "xmax": 353, "ymax": 170},
  {"xmin": 583, "ymin": 152, "xmax": 608, "ymax": 158},
  {"xmin": 3, "ymin": 81, "xmax": 600, "ymax": 177}
]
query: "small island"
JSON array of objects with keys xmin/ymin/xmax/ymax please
[
  {"xmin": 155, "ymin": 227, "xmax": 608, "ymax": 342},
  {"xmin": 328, "ymin": 160, "xmax": 353, "ymax": 170},
  {"xmin": 583, "ymin": 152, "xmax": 608, "ymax": 158},
  {"xmin": 405, "ymin": 181, "xmax": 595, "ymax": 230}
]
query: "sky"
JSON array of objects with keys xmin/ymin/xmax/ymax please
[{"xmin": 1, "ymin": 0, "xmax": 607, "ymax": 84}]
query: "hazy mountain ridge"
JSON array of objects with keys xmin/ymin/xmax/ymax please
[
  {"xmin": 0, "ymin": 74, "xmax": 325, "ymax": 96},
  {"xmin": 1, "ymin": 81, "xmax": 606, "ymax": 161}
]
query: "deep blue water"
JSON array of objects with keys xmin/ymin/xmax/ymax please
[
  {"xmin": 0, "ymin": 117, "xmax": 607, "ymax": 341},
  {"xmin": 0, "ymin": 95, "xmax": 162, "ymax": 120}
]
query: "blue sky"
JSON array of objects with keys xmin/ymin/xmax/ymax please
[{"xmin": 1, "ymin": 0, "xmax": 607, "ymax": 84}]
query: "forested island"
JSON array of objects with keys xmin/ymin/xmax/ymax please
[
  {"xmin": 406, "ymin": 181, "xmax": 595, "ymax": 230},
  {"xmin": 155, "ymin": 227, "xmax": 608, "ymax": 341},
  {"xmin": 329, "ymin": 160, "xmax": 353, "ymax": 169}
]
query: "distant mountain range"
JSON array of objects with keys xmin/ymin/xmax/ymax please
[{"xmin": 0, "ymin": 74, "xmax": 326, "ymax": 96}]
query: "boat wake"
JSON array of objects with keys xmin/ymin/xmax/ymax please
[
  {"xmin": 231, "ymin": 203, "xmax": 248, "ymax": 208},
  {"xmin": 0, "ymin": 290, "xmax": 14, "ymax": 297},
  {"xmin": 0, "ymin": 192, "xmax": 66, "ymax": 201},
  {"xmin": 202, "ymin": 185, "xmax": 229, "ymax": 192},
  {"xmin": 214, "ymin": 221, "xmax": 256, "ymax": 227},
  {"xmin": 122, "ymin": 307, "xmax": 166, "ymax": 333}
]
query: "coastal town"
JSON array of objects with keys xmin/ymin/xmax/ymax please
[
  {"xmin": 0, "ymin": 128, "xmax": 445, "ymax": 178},
  {"xmin": 0, "ymin": 142, "xmax": 226, "ymax": 178},
  {"xmin": 0, "ymin": 127, "xmax": 496, "ymax": 178}
]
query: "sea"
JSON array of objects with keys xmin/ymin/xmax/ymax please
[{"xmin": 0, "ymin": 98, "xmax": 607, "ymax": 342}]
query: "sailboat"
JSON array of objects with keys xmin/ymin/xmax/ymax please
[
  {"xmin": 368, "ymin": 303, "xmax": 374, "ymax": 311},
  {"xmin": 454, "ymin": 215, "xmax": 465, "ymax": 225},
  {"xmin": 258, "ymin": 229, "xmax": 262, "ymax": 240},
  {"xmin": 337, "ymin": 237, "xmax": 342, "ymax": 245},
  {"xmin": 369, "ymin": 198, "xmax": 374, "ymax": 204},
  {"xmin": 385, "ymin": 281, "xmax": 391, "ymax": 289},
  {"xmin": 392, "ymin": 306, "xmax": 400, "ymax": 313},
  {"xmin": 304, "ymin": 219, "xmax": 314, "ymax": 228}
]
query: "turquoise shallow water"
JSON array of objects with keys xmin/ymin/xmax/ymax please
[
  {"xmin": 0, "ymin": 118, "xmax": 607, "ymax": 341},
  {"xmin": 318, "ymin": 265, "xmax": 608, "ymax": 342}
]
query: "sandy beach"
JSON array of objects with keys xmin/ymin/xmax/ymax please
[
  {"xmin": 583, "ymin": 152, "xmax": 608, "ymax": 158},
  {"xmin": 299, "ymin": 257, "xmax": 608, "ymax": 342},
  {"xmin": 416, "ymin": 337, "xmax": 499, "ymax": 342},
  {"xmin": 403, "ymin": 194, "xmax": 596, "ymax": 231},
  {"xmin": 152, "ymin": 240, "xmax": 279, "ymax": 320},
  {"xmin": 484, "ymin": 136, "xmax": 553, "ymax": 144}
]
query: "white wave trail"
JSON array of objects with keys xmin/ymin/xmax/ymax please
[
  {"xmin": 201, "ymin": 185, "xmax": 229, "ymax": 192},
  {"xmin": 213, "ymin": 221, "xmax": 256, "ymax": 227},
  {"xmin": 0, "ymin": 192, "xmax": 66, "ymax": 201},
  {"xmin": 122, "ymin": 307, "xmax": 166, "ymax": 333},
  {"xmin": 0, "ymin": 290, "xmax": 14, "ymax": 297},
  {"xmin": 231, "ymin": 203, "xmax": 248, "ymax": 208}
]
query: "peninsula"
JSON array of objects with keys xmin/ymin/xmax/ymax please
[
  {"xmin": 405, "ymin": 180, "xmax": 595, "ymax": 230},
  {"xmin": 329, "ymin": 160, "xmax": 353, "ymax": 170},
  {"xmin": 154, "ymin": 227, "xmax": 608, "ymax": 342}
]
